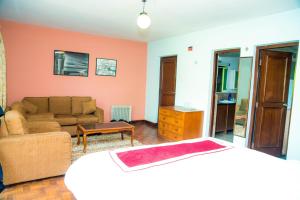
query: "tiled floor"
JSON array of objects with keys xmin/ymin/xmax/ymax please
[{"xmin": 215, "ymin": 131, "xmax": 234, "ymax": 143}]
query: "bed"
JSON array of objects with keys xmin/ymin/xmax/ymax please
[{"xmin": 65, "ymin": 138, "xmax": 300, "ymax": 200}]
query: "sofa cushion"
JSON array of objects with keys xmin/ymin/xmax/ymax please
[
  {"xmin": 71, "ymin": 96, "xmax": 91, "ymax": 115},
  {"xmin": 22, "ymin": 100, "xmax": 38, "ymax": 114},
  {"xmin": 26, "ymin": 113, "xmax": 55, "ymax": 121},
  {"xmin": 77, "ymin": 115, "xmax": 98, "ymax": 124},
  {"xmin": 11, "ymin": 102, "xmax": 26, "ymax": 117},
  {"xmin": 55, "ymin": 114, "xmax": 77, "ymax": 126},
  {"xmin": 82, "ymin": 100, "xmax": 96, "ymax": 114},
  {"xmin": 4, "ymin": 110, "xmax": 29, "ymax": 135},
  {"xmin": 23, "ymin": 97, "xmax": 49, "ymax": 113},
  {"xmin": 49, "ymin": 97, "xmax": 71, "ymax": 115}
]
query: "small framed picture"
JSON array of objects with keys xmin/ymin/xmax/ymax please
[{"xmin": 96, "ymin": 58, "xmax": 117, "ymax": 76}]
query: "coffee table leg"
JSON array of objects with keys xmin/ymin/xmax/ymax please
[
  {"xmin": 77, "ymin": 128, "xmax": 81, "ymax": 145},
  {"xmin": 121, "ymin": 132, "xmax": 124, "ymax": 140},
  {"xmin": 83, "ymin": 133, "xmax": 87, "ymax": 153},
  {"xmin": 131, "ymin": 128, "xmax": 134, "ymax": 146}
]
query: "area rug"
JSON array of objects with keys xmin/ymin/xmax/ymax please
[{"xmin": 72, "ymin": 133, "xmax": 143, "ymax": 162}]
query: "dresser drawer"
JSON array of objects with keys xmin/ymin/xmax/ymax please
[
  {"xmin": 171, "ymin": 111, "xmax": 184, "ymax": 119},
  {"xmin": 158, "ymin": 127, "xmax": 167, "ymax": 137},
  {"xmin": 165, "ymin": 124, "xmax": 184, "ymax": 134},
  {"xmin": 158, "ymin": 122, "xmax": 168, "ymax": 130},
  {"xmin": 159, "ymin": 109, "xmax": 184, "ymax": 119},
  {"xmin": 159, "ymin": 108, "xmax": 172, "ymax": 116},
  {"xmin": 159, "ymin": 115, "xmax": 184, "ymax": 127}
]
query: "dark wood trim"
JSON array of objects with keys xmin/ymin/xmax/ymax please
[
  {"xmin": 255, "ymin": 42, "xmax": 299, "ymax": 50},
  {"xmin": 144, "ymin": 120, "xmax": 158, "ymax": 127},
  {"xmin": 247, "ymin": 41, "xmax": 299, "ymax": 148},
  {"xmin": 130, "ymin": 120, "xmax": 145, "ymax": 124},
  {"xmin": 209, "ymin": 48, "xmax": 240, "ymax": 137},
  {"xmin": 131, "ymin": 120, "xmax": 158, "ymax": 127}
]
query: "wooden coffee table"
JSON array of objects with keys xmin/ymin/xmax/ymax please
[{"xmin": 77, "ymin": 122, "xmax": 135, "ymax": 153}]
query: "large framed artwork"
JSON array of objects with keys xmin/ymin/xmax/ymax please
[
  {"xmin": 54, "ymin": 50, "xmax": 89, "ymax": 77},
  {"xmin": 96, "ymin": 58, "xmax": 117, "ymax": 76}
]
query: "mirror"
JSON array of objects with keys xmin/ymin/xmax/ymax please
[{"xmin": 233, "ymin": 57, "xmax": 253, "ymax": 138}]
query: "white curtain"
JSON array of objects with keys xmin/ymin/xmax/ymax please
[{"xmin": 0, "ymin": 32, "xmax": 6, "ymax": 109}]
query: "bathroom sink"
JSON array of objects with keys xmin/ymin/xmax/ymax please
[{"xmin": 218, "ymin": 100, "xmax": 236, "ymax": 104}]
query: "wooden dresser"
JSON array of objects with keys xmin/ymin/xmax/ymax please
[{"xmin": 158, "ymin": 106, "xmax": 203, "ymax": 141}]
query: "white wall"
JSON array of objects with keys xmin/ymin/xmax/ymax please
[{"xmin": 145, "ymin": 8, "xmax": 300, "ymax": 160}]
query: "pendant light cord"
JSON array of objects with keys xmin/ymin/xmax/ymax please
[{"xmin": 142, "ymin": 0, "xmax": 146, "ymax": 13}]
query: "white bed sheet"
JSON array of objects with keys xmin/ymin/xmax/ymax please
[{"xmin": 65, "ymin": 138, "xmax": 300, "ymax": 200}]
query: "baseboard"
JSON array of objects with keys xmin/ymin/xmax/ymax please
[
  {"xmin": 144, "ymin": 120, "xmax": 158, "ymax": 127},
  {"xmin": 131, "ymin": 120, "xmax": 158, "ymax": 127}
]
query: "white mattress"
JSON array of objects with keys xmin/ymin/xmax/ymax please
[{"xmin": 65, "ymin": 138, "xmax": 300, "ymax": 200}]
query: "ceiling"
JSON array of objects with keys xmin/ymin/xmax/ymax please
[{"xmin": 0, "ymin": 0, "xmax": 299, "ymax": 42}]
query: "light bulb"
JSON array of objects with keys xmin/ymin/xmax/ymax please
[{"xmin": 137, "ymin": 12, "xmax": 151, "ymax": 29}]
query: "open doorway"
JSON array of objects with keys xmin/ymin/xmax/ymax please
[
  {"xmin": 249, "ymin": 42, "xmax": 299, "ymax": 158},
  {"xmin": 209, "ymin": 49, "xmax": 241, "ymax": 142}
]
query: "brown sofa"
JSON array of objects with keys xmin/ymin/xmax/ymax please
[
  {"xmin": 0, "ymin": 110, "xmax": 71, "ymax": 185},
  {"xmin": 11, "ymin": 96, "xmax": 104, "ymax": 136}
]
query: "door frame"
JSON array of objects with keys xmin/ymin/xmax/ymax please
[
  {"xmin": 209, "ymin": 48, "xmax": 240, "ymax": 136},
  {"xmin": 158, "ymin": 55, "xmax": 177, "ymax": 109},
  {"xmin": 247, "ymin": 41, "xmax": 299, "ymax": 148}
]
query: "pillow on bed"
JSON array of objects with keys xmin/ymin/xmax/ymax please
[{"xmin": 82, "ymin": 100, "xmax": 96, "ymax": 114}]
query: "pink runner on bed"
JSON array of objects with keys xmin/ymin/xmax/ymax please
[{"xmin": 116, "ymin": 140, "xmax": 226, "ymax": 167}]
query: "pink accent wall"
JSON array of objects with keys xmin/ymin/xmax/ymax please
[{"xmin": 0, "ymin": 20, "xmax": 147, "ymax": 122}]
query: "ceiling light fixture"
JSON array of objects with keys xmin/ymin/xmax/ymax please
[{"xmin": 137, "ymin": 0, "xmax": 151, "ymax": 29}]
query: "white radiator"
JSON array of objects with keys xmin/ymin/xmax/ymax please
[{"xmin": 111, "ymin": 105, "xmax": 132, "ymax": 122}]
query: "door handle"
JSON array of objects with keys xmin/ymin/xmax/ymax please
[{"xmin": 283, "ymin": 104, "xmax": 288, "ymax": 107}]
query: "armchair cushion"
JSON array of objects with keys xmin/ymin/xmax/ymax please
[
  {"xmin": 23, "ymin": 97, "xmax": 49, "ymax": 113},
  {"xmin": 27, "ymin": 121, "xmax": 61, "ymax": 133},
  {"xmin": 11, "ymin": 102, "xmax": 26, "ymax": 117},
  {"xmin": 22, "ymin": 100, "xmax": 38, "ymax": 114},
  {"xmin": 4, "ymin": 111, "xmax": 29, "ymax": 135},
  {"xmin": 82, "ymin": 99, "xmax": 96, "ymax": 114}
]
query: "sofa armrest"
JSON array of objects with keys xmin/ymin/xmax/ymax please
[
  {"xmin": 94, "ymin": 107, "xmax": 104, "ymax": 123},
  {"xmin": 27, "ymin": 121, "xmax": 61, "ymax": 133},
  {"xmin": 0, "ymin": 132, "xmax": 71, "ymax": 185}
]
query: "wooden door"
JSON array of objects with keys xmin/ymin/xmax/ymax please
[
  {"xmin": 159, "ymin": 56, "xmax": 177, "ymax": 106},
  {"xmin": 253, "ymin": 50, "xmax": 292, "ymax": 156}
]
